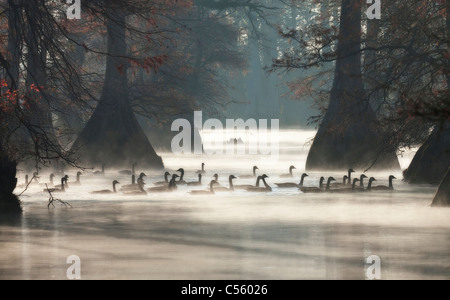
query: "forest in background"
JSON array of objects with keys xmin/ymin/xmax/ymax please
[{"xmin": 0, "ymin": 0, "xmax": 449, "ymax": 212}]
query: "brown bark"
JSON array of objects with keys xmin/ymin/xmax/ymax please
[
  {"xmin": 404, "ymin": 122, "xmax": 450, "ymax": 184},
  {"xmin": 0, "ymin": 143, "xmax": 22, "ymax": 214},
  {"xmin": 306, "ymin": 0, "xmax": 400, "ymax": 171},
  {"xmin": 71, "ymin": 6, "xmax": 163, "ymax": 169},
  {"xmin": 431, "ymin": 167, "xmax": 450, "ymax": 207}
]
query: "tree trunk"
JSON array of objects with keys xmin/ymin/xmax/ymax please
[
  {"xmin": 305, "ymin": 0, "xmax": 400, "ymax": 171},
  {"xmin": 71, "ymin": 6, "xmax": 164, "ymax": 169},
  {"xmin": 6, "ymin": 0, "xmax": 22, "ymax": 90},
  {"xmin": 404, "ymin": 122, "xmax": 450, "ymax": 184},
  {"xmin": 431, "ymin": 167, "xmax": 450, "ymax": 207},
  {"xmin": 0, "ymin": 143, "xmax": 22, "ymax": 214}
]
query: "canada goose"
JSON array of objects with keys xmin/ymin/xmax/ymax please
[
  {"xmin": 94, "ymin": 164, "xmax": 105, "ymax": 176},
  {"xmin": 239, "ymin": 166, "xmax": 258, "ymax": 179},
  {"xmin": 347, "ymin": 169, "xmax": 355, "ymax": 185},
  {"xmin": 329, "ymin": 178, "xmax": 360, "ymax": 193},
  {"xmin": 123, "ymin": 180, "xmax": 147, "ymax": 195},
  {"xmin": 177, "ymin": 168, "xmax": 187, "ymax": 185},
  {"xmin": 44, "ymin": 176, "xmax": 68, "ymax": 193},
  {"xmin": 154, "ymin": 172, "xmax": 170, "ymax": 186},
  {"xmin": 280, "ymin": 166, "xmax": 296, "ymax": 178},
  {"xmin": 342, "ymin": 174, "xmax": 366, "ymax": 190},
  {"xmin": 189, "ymin": 180, "xmax": 217, "ymax": 195},
  {"xmin": 149, "ymin": 174, "xmax": 179, "ymax": 192},
  {"xmin": 196, "ymin": 163, "xmax": 206, "ymax": 174},
  {"xmin": 168, "ymin": 174, "xmax": 179, "ymax": 190},
  {"xmin": 275, "ymin": 173, "xmax": 308, "ymax": 188},
  {"xmin": 187, "ymin": 174, "xmax": 202, "ymax": 186},
  {"xmin": 332, "ymin": 175, "xmax": 349, "ymax": 187},
  {"xmin": 212, "ymin": 174, "xmax": 222, "ymax": 187},
  {"xmin": 90, "ymin": 180, "xmax": 120, "ymax": 194},
  {"xmin": 71, "ymin": 172, "xmax": 83, "ymax": 186},
  {"xmin": 299, "ymin": 177, "xmax": 326, "ymax": 193},
  {"xmin": 246, "ymin": 174, "xmax": 272, "ymax": 192},
  {"xmin": 121, "ymin": 173, "xmax": 146, "ymax": 191},
  {"xmin": 372, "ymin": 175, "xmax": 397, "ymax": 190},
  {"xmin": 214, "ymin": 175, "xmax": 237, "ymax": 192},
  {"xmin": 366, "ymin": 177, "xmax": 377, "ymax": 191},
  {"xmin": 119, "ymin": 163, "xmax": 136, "ymax": 176},
  {"xmin": 49, "ymin": 173, "xmax": 55, "ymax": 186},
  {"xmin": 234, "ymin": 175, "xmax": 262, "ymax": 190},
  {"xmin": 53, "ymin": 175, "xmax": 69, "ymax": 189}
]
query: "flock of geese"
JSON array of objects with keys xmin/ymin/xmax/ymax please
[{"xmin": 21, "ymin": 164, "xmax": 397, "ymax": 196}]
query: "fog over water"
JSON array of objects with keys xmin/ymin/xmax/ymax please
[{"xmin": 1, "ymin": 130, "xmax": 449, "ymax": 280}]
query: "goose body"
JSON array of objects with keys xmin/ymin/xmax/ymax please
[
  {"xmin": 347, "ymin": 169, "xmax": 355, "ymax": 185},
  {"xmin": 280, "ymin": 166, "xmax": 296, "ymax": 178},
  {"xmin": 275, "ymin": 173, "xmax": 308, "ymax": 188},
  {"xmin": 94, "ymin": 164, "xmax": 106, "ymax": 176},
  {"xmin": 44, "ymin": 176, "xmax": 68, "ymax": 193},
  {"xmin": 329, "ymin": 178, "xmax": 360, "ymax": 193},
  {"xmin": 299, "ymin": 177, "xmax": 325, "ymax": 193},
  {"xmin": 212, "ymin": 174, "xmax": 222, "ymax": 187},
  {"xmin": 91, "ymin": 180, "xmax": 120, "ymax": 194},
  {"xmin": 71, "ymin": 172, "xmax": 83, "ymax": 186},
  {"xmin": 53, "ymin": 175, "xmax": 69, "ymax": 190},
  {"xmin": 196, "ymin": 163, "xmax": 206, "ymax": 174},
  {"xmin": 121, "ymin": 173, "xmax": 146, "ymax": 191},
  {"xmin": 187, "ymin": 174, "xmax": 202, "ymax": 186},
  {"xmin": 332, "ymin": 175, "xmax": 348, "ymax": 187},
  {"xmin": 148, "ymin": 175, "xmax": 179, "ymax": 192},
  {"xmin": 177, "ymin": 168, "xmax": 187, "ymax": 185},
  {"xmin": 372, "ymin": 175, "xmax": 396, "ymax": 190},
  {"xmin": 246, "ymin": 175, "xmax": 272, "ymax": 192},
  {"xmin": 123, "ymin": 180, "xmax": 147, "ymax": 195},
  {"xmin": 239, "ymin": 166, "xmax": 258, "ymax": 179},
  {"xmin": 305, "ymin": 177, "xmax": 336, "ymax": 193},
  {"xmin": 119, "ymin": 163, "xmax": 136, "ymax": 176},
  {"xmin": 154, "ymin": 172, "xmax": 170, "ymax": 186},
  {"xmin": 190, "ymin": 180, "xmax": 217, "ymax": 195},
  {"xmin": 214, "ymin": 175, "xmax": 236, "ymax": 192},
  {"xmin": 234, "ymin": 175, "xmax": 262, "ymax": 190}
]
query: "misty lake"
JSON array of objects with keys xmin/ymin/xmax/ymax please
[{"xmin": 1, "ymin": 130, "xmax": 449, "ymax": 280}]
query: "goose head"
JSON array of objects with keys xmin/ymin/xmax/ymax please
[
  {"xmin": 113, "ymin": 180, "xmax": 120, "ymax": 185},
  {"xmin": 229, "ymin": 175, "xmax": 237, "ymax": 180},
  {"xmin": 301, "ymin": 173, "xmax": 309, "ymax": 179},
  {"xmin": 139, "ymin": 172, "xmax": 147, "ymax": 179},
  {"xmin": 253, "ymin": 166, "xmax": 259, "ymax": 171},
  {"xmin": 213, "ymin": 174, "xmax": 219, "ymax": 181},
  {"xmin": 289, "ymin": 165, "xmax": 296, "ymax": 171},
  {"xmin": 389, "ymin": 175, "xmax": 397, "ymax": 180},
  {"xmin": 50, "ymin": 173, "xmax": 55, "ymax": 180}
]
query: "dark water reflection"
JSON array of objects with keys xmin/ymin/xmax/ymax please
[{"xmin": 1, "ymin": 195, "xmax": 449, "ymax": 280}]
